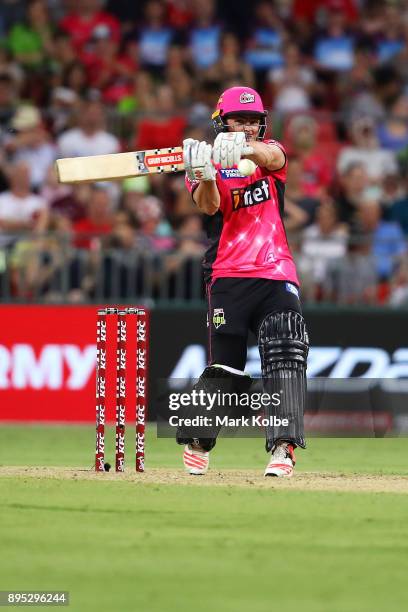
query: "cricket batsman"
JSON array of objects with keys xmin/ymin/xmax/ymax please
[{"xmin": 178, "ymin": 86, "xmax": 309, "ymax": 477}]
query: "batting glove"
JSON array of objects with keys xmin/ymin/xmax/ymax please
[
  {"xmin": 213, "ymin": 132, "xmax": 254, "ymax": 168},
  {"xmin": 183, "ymin": 139, "xmax": 216, "ymax": 182}
]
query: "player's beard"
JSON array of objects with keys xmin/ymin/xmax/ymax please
[{"xmin": 244, "ymin": 128, "xmax": 259, "ymax": 142}]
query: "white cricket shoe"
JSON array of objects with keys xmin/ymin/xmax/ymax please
[
  {"xmin": 183, "ymin": 444, "xmax": 209, "ymax": 475},
  {"xmin": 264, "ymin": 442, "xmax": 296, "ymax": 478}
]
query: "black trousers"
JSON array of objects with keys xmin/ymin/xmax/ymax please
[{"xmin": 207, "ymin": 277, "xmax": 302, "ymax": 370}]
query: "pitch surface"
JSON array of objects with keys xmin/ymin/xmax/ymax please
[{"xmin": 0, "ymin": 426, "xmax": 407, "ymax": 612}]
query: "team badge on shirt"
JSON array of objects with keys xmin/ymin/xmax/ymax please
[{"xmin": 213, "ymin": 308, "xmax": 226, "ymax": 329}]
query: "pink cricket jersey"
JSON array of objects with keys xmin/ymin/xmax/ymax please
[{"xmin": 186, "ymin": 139, "xmax": 299, "ymax": 286}]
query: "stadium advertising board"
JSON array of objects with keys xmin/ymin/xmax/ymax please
[{"xmin": 0, "ymin": 306, "xmax": 407, "ymax": 429}]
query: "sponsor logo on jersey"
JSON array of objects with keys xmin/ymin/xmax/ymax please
[
  {"xmin": 219, "ymin": 168, "xmax": 246, "ymax": 179},
  {"xmin": 213, "ymin": 308, "xmax": 226, "ymax": 329},
  {"xmin": 285, "ymin": 282, "xmax": 299, "ymax": 298},
  {"xmin": 231, "ymin": 178, "xmax": 270, "ymax": 210},
  {"xmin": 240, "ymin": 92, "xmax": 255, "ymax": 104}
]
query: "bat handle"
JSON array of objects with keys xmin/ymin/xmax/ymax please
[{"xmin": 242, "ymin": 146, "xmax": 254, "ymax": 156}]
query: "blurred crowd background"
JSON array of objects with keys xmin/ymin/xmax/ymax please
[{"xmin": 1, "ymin": 0, "xmax": 408, "ymax": 306}]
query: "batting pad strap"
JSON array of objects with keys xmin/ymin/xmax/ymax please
[
  {"xmin": 212, "ymin": 364, "xmax": 249, "ymax": 377},
  {"xmin": 259, "ymin": 311, "xmax": 309, "ymax": 372}
]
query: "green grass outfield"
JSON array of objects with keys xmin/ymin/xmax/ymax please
[{"xmin": 1, "ymin": 426, "xmax": 408, "ymax": 612}]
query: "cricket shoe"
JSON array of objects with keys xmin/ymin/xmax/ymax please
[
  {"xmin": 264, "ymin": 442, "xmax": 295, "ymax": 478},
  {"xmin": 183, "ymin": 444, "xmax": 209, "ymax": 475}
]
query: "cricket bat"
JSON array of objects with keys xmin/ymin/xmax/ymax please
[{"xmin": 55, "ymin": 147, "xmax": 185, "ymax": 183}]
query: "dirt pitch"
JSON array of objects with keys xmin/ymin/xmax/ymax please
[{"xmin": 1, "ymin": 466, "xmax": 408, "ymax": 493}]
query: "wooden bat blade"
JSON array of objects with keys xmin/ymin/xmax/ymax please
[{"xmin": 55, "ymin": 147, "xmax": 185, "ymax": 183}]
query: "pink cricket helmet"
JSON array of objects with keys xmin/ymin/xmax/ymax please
[{"xmin": 212, "ymin": 86, "xmax": 267, "ymax": 139}]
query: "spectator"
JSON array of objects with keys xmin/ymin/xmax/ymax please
[
  {"xmin": 268, "ymin": 42, "xmax": 315, "ymax": 115},
  {"xmin": 324, "ymin": 234, "xmax": 378, "ymax": 305},
  {"xmin": 165, "ymin": 43, "xmax": 189, "ymax": 75},
  {"xmin": 61, "ymin": 61, "xmax": 90, "ymax": 99},
  {"xmin": 136, "ymin": 0, "xmax": 174, "ymax": 76},
  {"xmin": 0, "ymin": 73, "xmax": 18, "ymax": 135},
  {"xmin": 165, "ymin": 46, "xmax": 193, "ymax": 108},
  {"xmin": 94, "ymin": 209, "xmax": 142, "ymax": 301},
  {"xmin": 59, "ymin": 0, "xmax": 120, "ymax": 58},
  {"xmin": 0, "ymin": 46, "xmax": 25, "ymax": 87},
  {"xmin": 293, "ymin": 0, "xmax": 358, "ymax": 26},
  {"xmin": 131, "ymin": 195, "xmax": 174, "ymax": 252},
  {"xmin": 7, "ymin": 0, "xmax": 54, "ymax": 69},
  {"xmin": 51, "ymin": 29, "xmax": 76, "ymax": 75},
  {"xmin": 395, "ymin": 15, "xmax": 408, "ymax": 84},
  {"xmin": 49, "ymin": 183, "xmax": 89, "ymax": 224},
  {"xmin": 287, "ymin": 114, "xmax": 333, "ymax": 198},
  {"xmin": 164, "ymin": 213, "xmax": 206, "ymax": 298},
  {"xmin": 340, "ymin": 77, "xmax": 385, "ymax": 131},
  {"xmin": 337, "ymin": 117, "xmax": 398, "ymax": 182},
  {"xmin": 389, "ymin": 258, "xmax": 408, "ymax": 307},
  {"xmin": 244, "ymin": 0, "xmax": 285, "ymax": 82},
  {"xmin": 381, "ymin": 173, "xmax": 406, "ymax": 208},
  {"xmin": 300, "ymin": 199, "xmax": 348, "ymax": 296},
  {"xmin": 106, "ymin": 0, "xmax": 146, "ymax": 30},
  {"xmin": 387, "ymin": 191, "xmax": 408, "ymax": 236},
  {"xmin": 57, "ymin": 99, "xmax": 120, "ymax": 158},
  {"xmin": 354, "ymin": 188, "xmax": 406, "ymax": 281},
  {"xmin": 314, "ymin": 6, "xmax": 355, "ymax": 72},
  {"xmin": 10, "ymin": 213, "xmax": 74, "ymax": 301},
  {"xmin": 188, "ymin": 79, "xmax": 221, "ymax": 131},
  {"xmin": 166, "ymin": 0, "xmax": 194, "ymax": 29},
  {"xmin": 189, "ymin": 0, "xmax": 221, "ymax": 70},
  {"xmin": 284, "ymin": 156, "xmax": 319, "ymax": 226},
  {"xmin": 48, "ymin": 86, "xmax": 79, "ymax": 135},
  {"xmin": 174, "ymin": 213, "xmax": 205, "ymax": 256},
  {"xmin": 6, "ymin": 105, "xmax": 56, "ymax": 190},
  {"xmin": 0, "ymin": 0, "xmax": 26, "ymax": 37},
  {"xmin": 338, "ymin": 47, "xmax": 375, "ymax": 106},
  {"xmin": 205, "ymin": 32, "xmax": 254, "ymax": 89},
  {"xmin": 117, "ymin": 70, "xmax": 157, "ymax": 115},
  {"xmin": 134, "ymin": 85, "xmax": 186, "ymax": 151},
  {"xmin": 377, "ymin": 94, "xmax": 408, "ymax": 153},
  {"xmin": 375, "ymin": 3, "xmax": 404, "ymax": 65},
  {"xmin": 105, "ymin": 209, "xmax": 138, "ymax": 250},
  {"xmin": 82, "ymin": 27, "xmax": 136, "ymax": 104},
  {"xmin": 358, "ymin": 1, "xmax": 386, "ymax": 45},
  {"xmin": 122, "ymin": 175, "xmax": 152, "ymax": 216},
  {"xmin": 73, "ymin": 186, "xmax": 113, "ymax": 249},
  {"xmin": 0, "ymin": 161, "xmax": 48, "ymax": 248},
  {"xmin": 40, "ymin": 164, "xmax": 72, "ymax": 208},
  {"xmin": 372, "ymin": 64, "xmax": 402, "ymax": 112},
  {"xmin": 335, "ymin": 161, "xmax": 369, "ymax": 224}
]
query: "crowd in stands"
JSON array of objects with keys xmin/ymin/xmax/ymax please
[{"xmin": 0, "ymin": 0, "xmax": 408, "ymax": 305}]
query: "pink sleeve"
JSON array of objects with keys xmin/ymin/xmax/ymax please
[{"xmin": 263, "ymin": 139, "xmax": 287, "ymax": 182}]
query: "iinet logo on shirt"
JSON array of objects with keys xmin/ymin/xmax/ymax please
[{"xmin": 231, "ymin": 179, "xmax": 270, "ymax": 210}]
